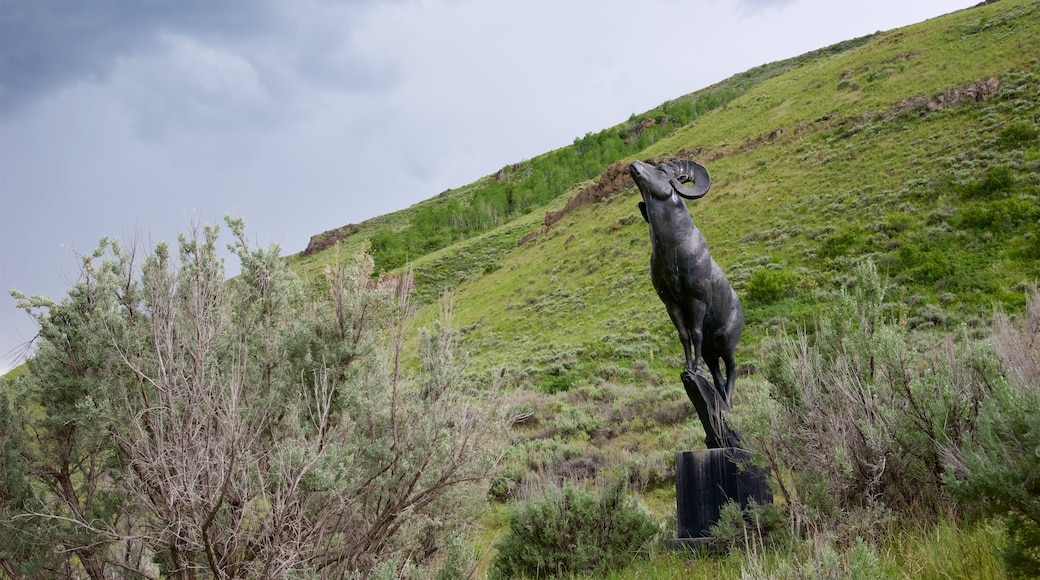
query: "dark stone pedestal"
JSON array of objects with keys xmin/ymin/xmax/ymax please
[{"xmin": 664, "ymin": 448, "xmax": 772, "ymax": 553}]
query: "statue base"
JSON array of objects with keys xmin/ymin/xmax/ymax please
[{"xmin": 665, "ymin": 448, "xmax": 772, "ymax": 552}]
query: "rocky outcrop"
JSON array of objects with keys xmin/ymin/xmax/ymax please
[
  {"xmin": 539, "ymin": 150, "xmax": 710, "ymax": 229},
  {"xmin": 894, "ymin": 77, "xmax": 1001, "ymax": 115},
  {"xmin": 301, "ymin": 224, "xmax": 356, "ymax": 256},
  {"xmin": 543, "ymin": 161, "xmax": 635, "ymax": 227}
]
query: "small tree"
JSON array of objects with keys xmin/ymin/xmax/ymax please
[
  {"xmin": 0, "ymin": 377, "xmax": 73, "ymax": 579},
  {"xmin": 4, "ymin": 239, "xmax": 145, "ymax": 579},
  {"xmin": 6, "ymin": 217, "xmax": 503, "ymax": 578}
]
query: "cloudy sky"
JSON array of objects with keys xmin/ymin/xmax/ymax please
[{"xmin": 0, "ymin": 0, "xmax": 975, "ymax": 373}]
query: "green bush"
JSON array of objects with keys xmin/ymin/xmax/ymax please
[
  {"xmin": 946, "ymin": 290, "xmax": 1040, "ymax": 578},
  {"xmin": 952, "ymin": 198, "xmax": 1040, "ymax": 232},
  {"xmin": 538, "ymin": 370, "xmax": 578, "ymax": 394},
  {"xmin": 491, "ymin": 479, "xmax": 660, "ymax": 578},
  {"xmin": 819, "ymin": 227, "xmax": 869, "ymax": 259},
  {"xmin": 745, "ymin": 268, "xmax": 799, "ymax": 304},
  {"xmin": 710, "ymin": 498, "xmax": 789, "ymax": 553},
  {"xmin": 434, "ymin": 535, "xmax": 478, "ymax": 580},
  {"xmin": 997, "ymin": 122, "xmax": 1039, "ymax": 149},
  {"xmin": 892, "ymin": 239, "xmax": 955, "ymax": 284},
  {"xmin": 959, "ymin": 165, "xmax": 1015, "ymax": 200},
  {"xmin": 887, "ymin": 235, "xmax": 997, "ymax": 294}
]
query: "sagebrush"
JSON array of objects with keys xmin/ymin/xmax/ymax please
[{"xmin": 1, "ymin": 217, "xmax": 504, "ymax": 579}]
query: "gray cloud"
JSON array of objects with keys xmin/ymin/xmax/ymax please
[
  {"xmin": 730, "ymin": 0, "xmax": 799, "ymax": 18},
  {"xmin": 0, "ymin": 0, "xmax": 407, "ymax": 115},
  {"xmin": 736, "ymin": 0, "xmax": 798, "ymax": 8},
  {"xmin": 0, "ymin": 0, "xmax": 278, "ymax": 111}
]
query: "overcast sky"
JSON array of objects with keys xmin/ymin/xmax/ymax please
[{"xmin": 0, "ymin": 0, "xmax": 976, "ymax": 373}]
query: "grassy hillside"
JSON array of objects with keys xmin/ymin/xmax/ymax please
[
  {"xmin": 293, "ymin": 0, "xmax": 1040, "ymax": 383},
  {"xmin": 289, "ymin": 34, "xmax": 882, "ymax": 281},
  {"xmin": 289, "ymin": 0, "xmax": 1040, "ymax": 570}
]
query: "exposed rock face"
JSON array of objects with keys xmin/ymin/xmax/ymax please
[
  {"xmin": 540, "ymin": 152, "xmax": 707, "ymax": 229},
  {"xmin": 301, "ymin": 224, "xmax": 356, "ymax": 256},
  {"xmin": 543, "ymin": 161, "xmax": 635, "ymax": 227},
  {"xmin": 895, "ymin": 78, "xmax": 1001, "ymax": 115}
]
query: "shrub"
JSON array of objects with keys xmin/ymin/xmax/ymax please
[
  {"xmin": 618, "ymin": 213, "xmax": 641, "ymax": 226},
  {"xmin": 491, "ymin": 478, "xmax": 660, "ymax": 578},
  {"xmin": 959, "ymin": 165, "xmax": 1015, "ymax": 200},
  {"xmin": 745, "ymin": 268, "xmax": 798, "ymax": 304},
  {"xmin": 819, "ymin": 227, "xmax": 868, "ymax": 259},
  {"xmin": 433, "ymin": 535, "xmax": 479, "ymax": 580},
  {"xmin": 744, "ymin": 260, "xmax": 1000, "ymax": 541},
  {"xmin": 3, "ymin": 218, "xmax": 504, "ymax": 579},
  {"xmin": 710, "ymin": 498, "xmax": 789, "ymax": 554},
  {"xmin": 952, "ymin": 197, "xmax": 1040, "ymax": 232},
  {"xmin": 946, "ymin": 289, "xmax": 1040, "ymax": 578},
  {"xmin": 997, "ymin": 122, "xmax": 1039, "ymax": 149}
]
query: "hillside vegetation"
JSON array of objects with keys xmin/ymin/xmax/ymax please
[
  {"xmin": 290, "ymin": 0, "xmax": 1040, "ymax": 574},
  {"xmin": 297, "ymin": 0, "xmax": 1039, "ymax": 386}
]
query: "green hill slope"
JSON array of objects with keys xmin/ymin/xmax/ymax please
[
  {"xmin": 294, "ymin": 0, "xmax": 1039, "ymax": 390},
  {"xmin": 289, "ymin": 1, "xmax": 1039, "ymax": 508},
  {"xmin": 289, "ymin": 34, "xmax": 882, "ymax": 280}
]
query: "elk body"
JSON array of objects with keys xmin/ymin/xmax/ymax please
[{"xmin": 630, "ymin": 159, "xmax": 744, "ymax": 406}]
